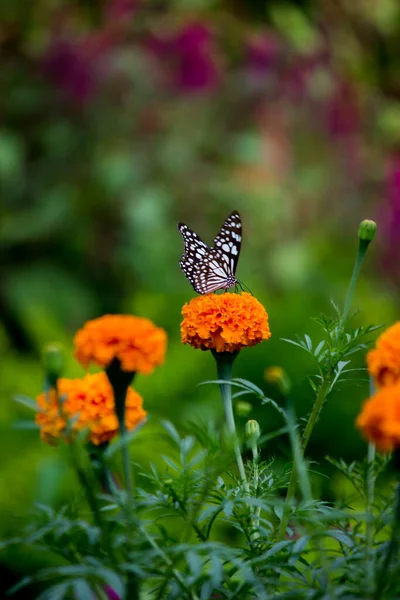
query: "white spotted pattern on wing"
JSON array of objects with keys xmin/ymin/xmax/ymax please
[{"xmin": 177, "ymin": 211, "xmax": 242, "ymax": 294}]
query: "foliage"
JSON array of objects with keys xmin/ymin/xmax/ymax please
[{"xmin": 3, "ymin": 292, "xmax": 400, "ymax": 599}]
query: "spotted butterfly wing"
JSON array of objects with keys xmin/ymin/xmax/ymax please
[
  {"xmin": 177, "ymin": 223, "xmax": 210, "ymax": 291},
  {"xmin": 178, "ymin": 211, "xmax": 242, "ymax": 294},
  {"xmin": 212, "ymin": 211, "xmax": 242, "ymax": 276}
]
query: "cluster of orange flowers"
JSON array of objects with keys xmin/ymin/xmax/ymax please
[
  {"xmin": 36, "ymin": 373, "xmax": 146, "ymax": 446},
  {"xmin": 36, "ymin": 290, "xmax": 271, "ymax": 445},
  {"xmin": 181, "ymin": 292, "xmax": 270, "ymax": 353},
  {"xmin": 357, "ymin": 322, "xmax": 400, "ymax": 452},
  {"xmin": 36, "ymin": 314, "xmax": 166, "ymax": 445}
]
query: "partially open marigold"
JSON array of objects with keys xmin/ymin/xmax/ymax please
[
  {"xmin": 356, "ymin": 384, "xmax": 400, "ymax": 452},
  {"xmin": 367, "ymin": 322, "xmax": 400, "ymax": 387},
  {"xmin": 74, "ymin": 314, "xmax": 167, "ymax": 374},
  {"xmin": 35, "ymin": 372, "xmax": 146, "ymax": 445},
  {"xmin": 181, "ymin": 292, "xmax": 270, "ymax": 352}
]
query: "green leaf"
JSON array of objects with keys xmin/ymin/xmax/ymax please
[
  {"xmin": 326, "ymin": 530, "xmax": 354, "ymax": 548},
  {"xmin": 13, "ymin": 394, "xmax": 41, "ymax": 412},
  {"xmin": 72, "ymin": 580, "xmax": 94, "ymax": 600},
  {"xmin": 13, "ymin": 420, "xmax": 39, "ymax": 430},
  {"xmin": 160, "ymin": 420, "xmax": 181, "ymax": 445},
  {"xmin": 187, "ymin": 550, "xmax": 202, "ymax": 577},
  {"xmin": 104, "ymin": 422, "xmax": 145, "ymax": 458},
  {"xmin": 261, "ymin": 540, "xmax": 292, "ymax": 558},
  {"xmin": 161, "ymin": 455, "xmax": 181, "ymax": 472},
  {"xmin": 232, "ymin": 378, "xmax": 264, "ymax": 396}
]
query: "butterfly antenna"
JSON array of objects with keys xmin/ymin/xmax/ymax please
[{"xmin": 237, "ymin": 280, "xmax": 254, "ymax": 296}]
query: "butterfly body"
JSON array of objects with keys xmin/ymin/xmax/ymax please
[{"xmin": 177, "ymin": 211, "xmax": 242, "ymax": 294}]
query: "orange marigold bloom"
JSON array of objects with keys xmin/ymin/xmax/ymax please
[
  {"xmin": 367, "ymin": 322, "xmax": 400, "ymax": 387},
  {"xmin": 180, "ymin": 292, "xmax": 270, "ymax": 353},
  {"xmin": 35, "ymin": 372, "xmax": 146, "ymax": 446},
  {"xmin": 74, "ymin": 314, "xmax": 167, "ymax": 374},
  {"xmin": 356, "ymin": 384, "xmax": 400, "ymax": 453}
]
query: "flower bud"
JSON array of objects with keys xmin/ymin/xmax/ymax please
[
  {"xmin": 235, "ymin": 400, "xmax": 252, "ymax": 418},
  {"xmin": 42, "ymin": 343, "xmax": 64, "ymax": 383},
  {"xmin": 358, "ymin": 219, "xmax": 377, "ymax": 242},
  {"xmin": 245, "ymin": 419, "xmax": 261, "ymax": 441},
  {"xmin": 264, "ymin": 366, "xmax": 291, "ymax": 395}
]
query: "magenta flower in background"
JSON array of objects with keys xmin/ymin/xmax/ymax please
[
  {"xmin": 381, "ymin": 154, "xmax": 400, "ymax": 277},
  {"xmin": 245, "ymin": 32, "xmax": 280, "ymax": 79},
  {"xmin": 149, "ymin": 21, "xmax": 220, "ymax": 93},
  {"xmin": 326, "ymin": 80, "xmax": 360, "ymax": 138},
  {"xmin": 42, "ymin": 39, "xmax": 97, "ymax": 105}
]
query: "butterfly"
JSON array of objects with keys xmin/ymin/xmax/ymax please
[{"xmin": 177, "ymin": 211, "xmax": 242, "ymax": 294}]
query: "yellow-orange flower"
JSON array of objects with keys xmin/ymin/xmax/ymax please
[
  {"xmin": 367, "ymin": 322, "xmax": 400, "ymax": 387},
  {"xmin": 356, "ymin": 384, "xmax": 400, "ymax": 453},
  {"xmin": 35, "ymin": 372, "xmax": 146, "ymax": 445},
  {"xmin": 180, "ymin": 292, "xmax": 270, "ymax": 353},
  {"xmin": 74, "ymin": 314, "xmax": 167, "ymax": 374}
]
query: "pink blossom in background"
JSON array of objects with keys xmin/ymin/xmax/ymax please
[
  {"xmin": 280, "ymin": 53, "xmax": 324, "ymax": 100},
  {"xmin": 42, "ymin": 39, "xmax": 98, "ymax": 105},
  {"xmin": 381, "ymin": 154, "xmax": 400, "ymax": 278},
  {"xmin": 245, "ymin": 32, "xmax": 280, "ymax": 81},
  {"xmin": 324, "ymin": 78, "xmax": 364, "ymax": 183},
  {"xmin": 148, "ymin": 22, "xmax": 220, "ymax": 93},
  {"xmin": 326, "ymin": 80, "xmax": 360, "ymax": 138}
]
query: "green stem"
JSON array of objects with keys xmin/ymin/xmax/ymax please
[
  {"xmin": 70, "ymin": 443, "xmax": 102, "ymax": 530},
  {"xmin": 105, "ymin": 360, "xmax": 135, "ymax": 493},
  {"xmin": 213, "ymin": 350, "xmax": 249, "ymax": 490},
  {"xmin": 300, "ymin": 377, "xmax": 332, "ymax": 452},
  {"xmin": 278, "ymin": 378, "xmax": 332, "ymax": 542},
  {"xmin": 341, "ymin": 238, "xmax": 369, "ymax": 328},
  {"xmin": 374, "ymin": 479, "xmax": 400, "ymax": 600},
  {"xmin": 251, "ymin": 444, "xmax": 260, "ymax": 541},
  {"xmin": 366, "ymin": 442, "xmax": 376, "ymax": 595}
]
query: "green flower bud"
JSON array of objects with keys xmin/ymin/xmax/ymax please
[
  {"xmin": 358, "ymin": 219, "xmax": 377, "ymax": 242},
  {"xmin": 245, "ymin": 419, "xmax": 261, "ymax": 441},
  {"xmin": 42, "ymin": 343, "xmax": 64, "ymax": 382},
  {"xmin": 236, "ymin": 400, "xmax": 252, "ymax": 418}
]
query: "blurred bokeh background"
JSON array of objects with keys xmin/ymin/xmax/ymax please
[{"xmin": 1, "ymin": 0, "xmax": 400, "ymax": 594}]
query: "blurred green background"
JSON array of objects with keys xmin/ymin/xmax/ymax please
[{"xmin": 2, "ymin": 0, "xmax": 400, "ymax": 594}]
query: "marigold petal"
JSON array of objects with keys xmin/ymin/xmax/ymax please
[
  {"xmin": 367, "ymin": 322, "xmax": 400, "ymax": 387},
  {"xmin": 180, "ymin": 292, "xmax": 270, "ymax": 353},
  {"xmin": 73, "ymin": 314, "xmax": 167, "ymax": 374},
  {"xmin": 35, "ymin": 372, "xmax": 146, "ymax": 446},
  {"xmin": 356, "ymin": 383, "xmax": 400, "ymax": 452}
]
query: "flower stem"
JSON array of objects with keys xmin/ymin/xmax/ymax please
[
  {"xmin": 341, "ymin": 238, "xmax": 370, "ymax": 328},
  {"xmin": 278, "ymin": 377, "xmax": 332, "ymax": 541},
  {"xmin": 70, "ymin": 441, "xmax": 103, "ymax": 530},
  {"xmin": 374, "ymin": 475, "xmax": 400, "ymax": 599},
  {"xmin": 212, "ymin": 350, "xmax": 249, "ymax": 490},
  {"xmin": 366, "ymin": 441, "xmax": 376, "ymax": 594},
  {"xmin": 251, "ymin": 443, "xmax": 260, "ymax": 540},
  {"xmin": 105, "ymin": 359, "xmax": 135, "ymax": 494},
  {"xmin": 300, "ymin": 376, "xmax": 332, "ymax": 452}
]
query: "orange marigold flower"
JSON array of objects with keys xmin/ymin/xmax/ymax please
[
  {"xmin": 356, "ymin": 384, "xmax": 400, "ymax": 453},
  {"xmin": 180, "ymin": 292, "xmax": 270, "ymax": 353},
  {"xmin": 367, "ymin": 322, "xmax": 400, "ymax": 387},
  {"xmin": 74, "ymin": 314, "xmax": 167, "ymax": 374},
  {"xmin": 35, "ymin": 372, "xmax": 146, "ymax": 446}
]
